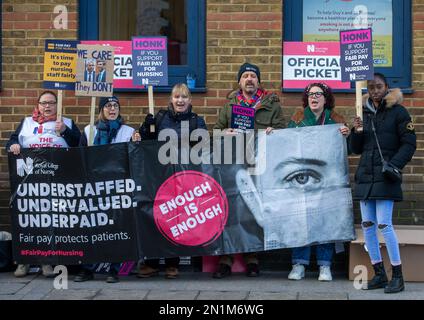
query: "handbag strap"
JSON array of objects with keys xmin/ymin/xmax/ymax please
[{"xmin": 370, "ymin": 116, "xmax": 386, "ymax": 164}]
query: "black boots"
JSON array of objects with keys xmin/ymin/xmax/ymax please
[
  {"xmin": 385, "ymin": 264, "xmax": 405, "ymax": 294},
  {"xmin": 364, "ymin": 262, "xmax": 405, "ymax": 293},
  {"xmin": 364, "ymin": 262, "xmax": 388, "ymax": 290}
]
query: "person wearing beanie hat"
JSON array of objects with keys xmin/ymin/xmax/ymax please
[
  {"xmin": 212, "ymin": 63, "xmax": 284, "ymax": 279},
  {"xmin": 98, "ymin": 96, "xmax": 120, "ymax": 113},
  {"xmin": 76, "ymin": 95, "xmax": 137, "ymax": 283},
  {"xmin": 237, "ymin": 62, "xmax": 261, "ymax": 84},
  {"xmin": 79, "ymin": 95, "xmax": 135, "ymax": 147}
]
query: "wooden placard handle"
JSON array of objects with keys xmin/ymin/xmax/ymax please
[
  {"xmin": 56, "ymin": 90, "xmax": 63, "ymax": 136},
  {"xmin": 148, "ymin": 85, "xmax": 155, "ymax": 133},
  {"xmin": 88, "ymin": 96, "xmax": 96, "ymax": 146}
]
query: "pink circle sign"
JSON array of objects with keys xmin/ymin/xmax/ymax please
[{"xmin": 153, "ymin": 171, "xmax": 229, "ymax": 246}]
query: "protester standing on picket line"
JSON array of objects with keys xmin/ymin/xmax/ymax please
[
  {"xmin": 75, "ymin": 95, "xmax": 137, "ymax": 283},
  {"xmin": 287, "ymin": 82, "xmax": 349, "ymax": 282},
  {"xmin": 6, "ymin": 90, "xmax": 81, "ymax": 278},
  {"xmin": 212, "ymin": 62, "xmax": 284, "ymax": 279},
  {"xmin": 136, "ymin": 83, "xmax": 207, "ymax": 279},
  {"xmin": 350, "ymin": 73, "xmax": 416, "ymax": 293}
]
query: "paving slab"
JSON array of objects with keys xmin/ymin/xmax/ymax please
[
  {"xmin": 298, "ymin": 292, "xmax": 349, "ymax": 300},
  {"xmin": 146, "ymin": 290, "xmax": 199, "ymax": 300},
  {"xmin": 196, "ymin": 291, "xmax": 249, "ymax": 300},
  {"xmin": 247, "ymin": 291, "xmax": 298, "ymax": 300},
  {"xmin": 42, "ymin": 289, "xmax": 99, "ymax": 300},
  {"xmin": 0, "ymin": 283, "xmax": 27, "ymax": 295},
  {"xmin": 93, "ymin": 289, "xmax": 149, "ymax": 300}
]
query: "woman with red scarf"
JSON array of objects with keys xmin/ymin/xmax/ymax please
[{"xmin": 6, "ymin": 90, "xmax": 81, "ymax": 278}]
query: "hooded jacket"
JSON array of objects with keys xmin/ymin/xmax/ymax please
[
  {"xmin": 349, "ymin": 88, "xmax": 416, "ymax": 201},
  {"xmin": 214, "ymin": 90, "xmax": 284, "ymax": 130}
]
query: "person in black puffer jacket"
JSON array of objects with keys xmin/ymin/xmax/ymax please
[
  {"xmin": 138, "ymin": 84, "xmax": 206, "ymax": 141},
  {"xmin": 350, "ymin": 73, "xmax": 416, "ymax": 294},
  {"xmin": 135, "ymin": 83, "xmax": 207, "ymax": 279}
]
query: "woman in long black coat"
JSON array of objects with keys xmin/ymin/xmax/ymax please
[{"xmin": 350, "ymin": 73, "xmax": 416, "ymax": 294}]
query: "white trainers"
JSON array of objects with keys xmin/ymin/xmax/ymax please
[
  {"xmin": 288, "ymin": 264, "xmax": 305, "ymax": 280},
  {"xmin": 41, "ymin": 265, "xmax": 55, "ymax": 278},
  {"xmin": 318, "ymin": 265, "xmax": 333, "ymax": 281},
  {"xmin": 14, "ymin": 264, "xmax": 30, "ymax": 277}
]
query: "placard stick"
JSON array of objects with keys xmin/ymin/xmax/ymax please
[
  {"xmin": 148, "ymin": 85, "xmax": 155, "ymax": 132},
  {"xmin": 355, "ymin": 80, "xmax": 366, "ymax": 132},
  {"xmin": 88, "ymin": 96, "xmax": 96, "ymax": 146},
  {"xmin": 56, "ymin": 90, "xmax": 63, "ymax": 136}
]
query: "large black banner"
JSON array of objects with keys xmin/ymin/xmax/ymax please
[{"xmin": 9, "ymin": 125, "xmax": 355, "ymax": 264}]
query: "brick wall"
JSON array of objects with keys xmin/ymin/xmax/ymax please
[{"xmin": 1, "ymin": 0, "xmax": 423, "ymax": 233}]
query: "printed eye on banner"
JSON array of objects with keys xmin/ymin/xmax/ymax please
[{"xmin": 153, "ymin": 171, "xmax": 229, "ymax": 247}]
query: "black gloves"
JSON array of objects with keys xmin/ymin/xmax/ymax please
[{"xmin": 140, "ymin": 113, "xmax": 157, "ymax": 140}]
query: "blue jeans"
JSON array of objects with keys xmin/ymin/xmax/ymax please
[
  {"xmin": 292, "ymin": 243, "xmax": 334, "ymax": 266},
  {"xmin": 360, "ymin": 200, "xmax": 401, "ymax": 265}
]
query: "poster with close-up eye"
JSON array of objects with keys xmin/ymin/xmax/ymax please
[
  {"xmin": 132, "ymin": 124, "xmax": 355, "ymax": 258},
  {"xmin": 241, "ymin": 124, "xmax": 355, "ymax": 251}
]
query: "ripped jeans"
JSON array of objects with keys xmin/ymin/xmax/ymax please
[{"xmin": 360, "ymin": 200, "xmax": 401, "ymax": 266}]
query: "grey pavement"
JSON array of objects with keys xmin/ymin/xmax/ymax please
[{"xmin": 0, "ymin": 271, "xmax": 424, "ymax": 300}]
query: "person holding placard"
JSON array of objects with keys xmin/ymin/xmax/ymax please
[
  {"xmin": 75, "ymin": 95, "xmax": 136, "ymax": 283},
  {"xmin": 79, "ymin": 96, "xmax": 135, "ymax": 146},
  {"xmin": 137, "ymin": 83, "xmax": 206, "ymax": 141},
  {"xmin": 6, "ymin": 90, "xmax": 81, "ymax": 278},
  {"xmin": 136, "ymin": 83, "xmax": 207, "ymax": 279},
  {"xmin": 350, "ymin": 73, "xmax": 416, "ymax": 293},
  {"xmin": 286, "ymin": 82, "xmax": 349, "ymax": 282},
  {"xmin": 212, "ymin": 63, "xmax": 284, "ymax": 279}
]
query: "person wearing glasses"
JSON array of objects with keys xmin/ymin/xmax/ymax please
[
  {"xmin": 286, "ymin": 82, "xmax": 349, "ymax": 281},
  {"xmin": 75, "ymin": 95, "xmax": 136, "ymax": 283},
  {"xmin": 6, "ymin": 90, "xmax": 81, "ymax": 278},
  {"xmin": 79, "ymin": 96, "xmax": 135, "ymax": 146}
]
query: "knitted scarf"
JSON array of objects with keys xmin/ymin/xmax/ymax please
[
  {"xmin": 93, "ymin": 116, "xmax": 123, "ymax": 145},
  {"xmin": 236, "ymin": 88, "xmax": 265, "ymax": 108},
  {"xmin": 32, "ymin": 107, "xmax": 57, "ymax": 124},
  {"xmin": 302, "ymin": 106, "xmax": 333, "ymax": 127}
]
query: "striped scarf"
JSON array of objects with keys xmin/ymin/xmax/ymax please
[{"xmin": 236, "ymin": 88, "xmax": 265, "ymax": 108}]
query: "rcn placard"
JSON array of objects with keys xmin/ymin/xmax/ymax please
[
  {"xmin": 231, "ymin": 105, "xmax": 255, "ymax": 131},
  {"xmin": 340, "ymin": 28, "xmax": 374, "ymax": 82},
  {"xmin": 75, "ymin": 44, "xmax": 115, "ymax": 97},
  {"xmin": 43, "ymin": 39, "xmax": 79, "ymax": 90},
  {"xmin": 283, "ymin": 42, "xmax": 350, "ymax": 90},
  {"xmin": 132, "ymin": 36, "xmax": 168, "ymax": 86}
]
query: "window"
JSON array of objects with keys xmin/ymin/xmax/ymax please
[
  {"xmin": 283, "ymin": 0, "xmax": 412, "ymax": 91},
  {"xmin": 79, "ymin": 0, "xmax": 206, "ymax": 92}
]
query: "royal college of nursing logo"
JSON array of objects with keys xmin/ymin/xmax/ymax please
[
  {"xmin": 16, "ymin": 157, "xmax": 59, "ymax": 177},
  {"xmin": 16, "ymin": 158, "xmax": 34, "ymax": 177}
]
